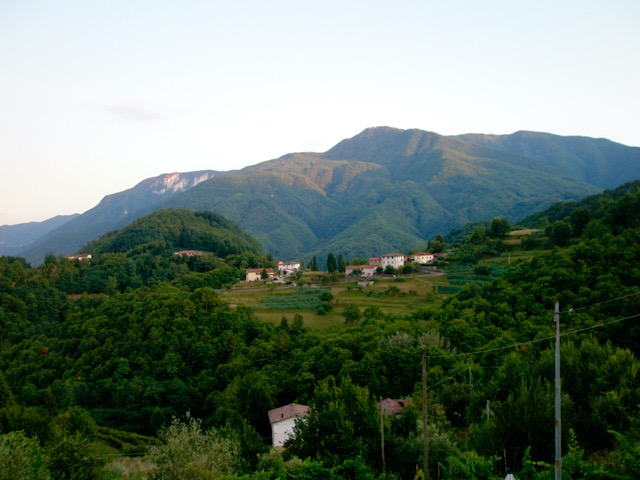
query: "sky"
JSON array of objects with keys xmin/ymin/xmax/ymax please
[{"xmin": 1, "ymin": 1, "xmax": 639, "ymax": 225}]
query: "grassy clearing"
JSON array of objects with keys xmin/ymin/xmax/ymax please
[
  {"xmin": 103, "ymin": 456, "xmax": 156, "ymax": 479},
  {"xmin": 220, "ymin": 273, "xmax": 453, "ymax": 329},
  {"xmin": 484, "ymin": 248, "xmax": 551, "ymax": 267}
]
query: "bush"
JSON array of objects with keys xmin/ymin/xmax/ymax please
[
  {"xmin": 0, "ymin": 431, "xmax": 51, "ymax": 480},
  {"xmin": 152, "ymin": 415, "xmax": 240, "ymax": 480},
  {"xmin": 316, "ymin": 302, "xmax": 333, "ymax": 316}
]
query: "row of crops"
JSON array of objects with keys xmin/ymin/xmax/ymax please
[{"xmin": 258, "ymin": 288, "xmax": 331, "ymax": 310}]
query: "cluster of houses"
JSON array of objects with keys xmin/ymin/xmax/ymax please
[
  {"xmin": 268, "ymin": 399, "xmax": 410, "ymax": 447},
  {"xmin": 245, "ymin": 261, "xmax": 302, "ymax": 282},
  {"xmin": 64, "ymin": 253, "xmax": 93, "ymax": 261},
  {"xmin": 345, "ymin": 251, "xmax": 436, "ymax": 277},
  {"xmin": 246, "ymin": 252, "xmax": 437, "ymax": 282}
]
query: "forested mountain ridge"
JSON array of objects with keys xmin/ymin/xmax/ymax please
[
  {"xmin": 12, "ymin": 170, "xmax": 218, "ymax": 265},
  {"xmin": 7, "ymin": 127, "xmax": 640, "ymax": 265},
  {"xmin": 455, "ymin": 129, "xmax": 639, "ymax": 187},
  {"xmin": 0, "ymin": 214, "xmax": 78, "ymax": 256},
  {"xmin": 168, "ymin": 127, "xmax": 639, "ymax": 261},
  {"xmin": 46, "ymin": 209, "xmax": 268, "ymax": 295},
  {"xmin": 0, "ymin": 184, "xmax": 639, "ymax": 478},
  {"xmin": 84, "ymin": 209, "xmax": 263, "ymax": 257}
]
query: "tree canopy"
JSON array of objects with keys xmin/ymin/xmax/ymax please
[{"xmin": 1, "ymin": 184, "xmax": 639, "ymax": 478}]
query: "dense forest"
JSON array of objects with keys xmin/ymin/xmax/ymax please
[{"xmin": 1, "ymin": 182, "xmax": 639, "ymax": 479}]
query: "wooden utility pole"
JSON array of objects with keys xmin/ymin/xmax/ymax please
[
  {"xmin": 380, "ymin": 397, "xmax": 386, "ymax": 477},
  {"xmin": 422, "ymin": 345, "xmax": 429, "ymax": 479},
  {"xmin": 554, "ymin": 301, "xmax": 562, "ymax": 480}
]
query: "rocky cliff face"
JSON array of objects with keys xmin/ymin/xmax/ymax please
[
  {"xmin": 14, "ymin": 170, "xmax": 219, "ymax": 265},
  {"xmin": 148, "ymin": 172, "xmax": 216, "ymax": 195}
]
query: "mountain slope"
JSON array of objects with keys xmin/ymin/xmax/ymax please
[
  {"xmin": 456, "ymin": 130, "xmax": 639, "ymax": 188},
  {"xmin": 18, "ymin": 171, "xmax": 217, "ymax": 265},
  {"xmin": 0, "ymin": 214, "xmax": 78, "ymax": 257},
  {"xmin": 167, "ymin": 127, "xmax": 624, "ymax": 260},
  {"xmin": 85, "ymin": 208, "xmax": 264, "ymax": 258},
  {"xmin": 13, "ymin": 127, "xmax": 640, "ymax": 265}
]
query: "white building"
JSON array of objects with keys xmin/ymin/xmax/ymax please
[
  {"xmin": 64, "ymin": 254, "xmax": 92, "ymax": 261},
  {"xmin": 380, "ymin": 253, "xmax": 406, "ymax": 270},
  {"xmin": 277, "ymin": 261, "xmax": 302, "ymax": 277},
  {"xmin": 345, "ymin": 265, "xmax": 378, "ymax": 277},
  {"xmin": 268, "ymin": 403, "xmax": 309, "ymax": 448},
  {"xmin": 409, "ymin": 252, "xmax": 435, "ymax": 264},
  {"xmin": 245, "ymin": 268, "xmax": 275, "ymax": 282}
]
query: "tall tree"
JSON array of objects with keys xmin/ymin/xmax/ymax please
[
  {"xmin": 489, "ymin": 217, "xmax": 510, "ymax": 238},
  {"xmin": 326, "ymin": 252, "xmax": 337, "ymax": 273},
  {"xmin": 286, "ymin": 376, "xmax": 379, "ymax": 468},
  {"xmin": 337, "ymin": 254, "xmax": 346, "ymax": 273}
]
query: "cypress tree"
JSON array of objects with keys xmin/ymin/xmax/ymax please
[{"xmin": 326, "ymin": 252, "xmax": 337, "ymax": 273}]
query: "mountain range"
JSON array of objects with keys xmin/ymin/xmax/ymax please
[{"xmin": 3, "ymin": 127, "xmax": 640, "ymax": 265}]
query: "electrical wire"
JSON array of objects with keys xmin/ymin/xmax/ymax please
[{"xmin": 427, "ymin": 312, "xmax": 640, "ymax": 359}]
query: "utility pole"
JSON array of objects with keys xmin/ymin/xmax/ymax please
[
  {"xmin": 380, "ymin": 397, "xmax": 386, "ymax": 477},
  {"xmin": 422, "ymin": 345, "xmax": 429, "ymax": 480},
  {"xmin": 554, "ymin": 301, "xmax": 562, "ymax": 480}
]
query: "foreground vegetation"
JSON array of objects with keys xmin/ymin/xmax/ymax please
[{"xmin": 1, "ymin": 181, "xmax": 639, "ymax": 479}]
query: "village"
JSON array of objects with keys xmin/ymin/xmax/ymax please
[{"xmin": 244, "ymin": 251, "xmax": 438, "ymax": 282}]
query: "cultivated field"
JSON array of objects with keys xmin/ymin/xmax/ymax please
[{"xmin": 219, "ymin": 271, "xmax": 453, "ymax": 329}]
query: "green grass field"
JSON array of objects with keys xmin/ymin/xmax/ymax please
[
  {"xmin": 220, "ymin": 240, "xmax": 550, "ymax": 330},
  {"xmin": 219, "ymin": 273, "xmax": 453, "ymax": 329}
]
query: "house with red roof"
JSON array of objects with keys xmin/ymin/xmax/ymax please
[{"xmin": 245, "ymin": 268, "xmax": 276, "ymax": 282}]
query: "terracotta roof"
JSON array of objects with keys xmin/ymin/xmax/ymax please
[
  {"xmin": 379, "ymin": 398, "xmax": 411, "ymax": 416},
  {"xmin": 268, "ymin": 403, "xmax": 309, "ymax": 424}
]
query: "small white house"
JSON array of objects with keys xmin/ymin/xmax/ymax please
[
  {"xmin": 245, "ymin": 268, "xmax": 275, "ymax": 282},
  {"xmin": 65, "ymin": 254, "xmax": 92, "ymax": 261},
  {"xmin": 268, "ymin": 403, "xmax": 309, "ymax": 448},
  {"xmin": 276, "ymin": 261, "xmax": 302, "ymax": 277},
  {"xmin": 380, "ymin": 253, "xmax": 406, "ymax": 270},
  {"xmin": 409, "ymin": 252, "xmax": 435, "ymax": 264}
]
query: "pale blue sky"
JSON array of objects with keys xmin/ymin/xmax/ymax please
[{"xmin": 1, "ymin": 1, "xmax": 638, "ymax": 225}]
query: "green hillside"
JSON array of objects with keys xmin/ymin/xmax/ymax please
[
  {"xmin": 16, "ymin": 171, "xmax": 218, "ymax": 265},
  {"xmin": 168, "ymin": 127, "xmax": 633, "ymax": 262},
  {"xmin": 11, "ymin": 128, "xmax": 640, "ymax": 266},
  {"xmin": 85, "ymin": 208, "xmax": 263, "ymax": 257},
  {"xmin": 1, "ymin": 184, "xmax": 639, "ymax": 478}
]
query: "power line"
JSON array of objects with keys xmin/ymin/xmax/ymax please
[
  {"xmin": 429, "ymin": 367, "xmax": 471, "ymax": 388},
  {"xmin": 428, "ymin": 312, "xmax": 640, "ymax": 359},
  {"xmin": 560, "ymin": 313, "xmax": 640, "ymax": 337},
  {"xmin": 564, "ymin": 290, "xmax": 640, "ymax": 313}
]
